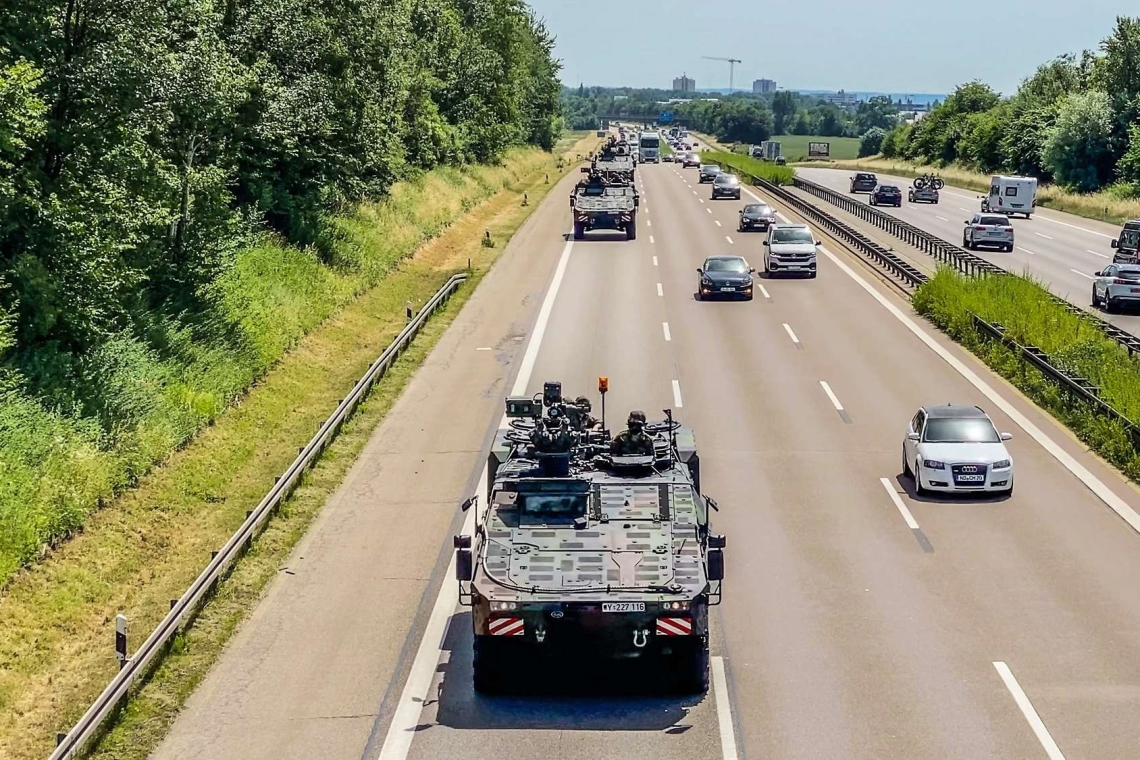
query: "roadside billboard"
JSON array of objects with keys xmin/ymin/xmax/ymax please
[{"xmin": 808, "ymin": 141, "xmax": 830, "ymax": 158}]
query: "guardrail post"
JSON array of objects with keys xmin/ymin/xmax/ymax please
[
  {"xmin": 115, "ymin": 614, "xmax": 128, "ymax": 670},
  {"xmin": 406, "ymin": 300, "xmax": 413, "ymax": 322},
  {"xmin": 57, "ymin": 733, "xmax": 66, "ymax": 747}
]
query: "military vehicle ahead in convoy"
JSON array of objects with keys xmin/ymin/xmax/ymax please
[
  {"xmin": 570, "ymin": 138, "xmax": 640, "ymax": 240},
  {"xmin": 454, "ymin": 380, "xmax": 726, "ymax": 694}
]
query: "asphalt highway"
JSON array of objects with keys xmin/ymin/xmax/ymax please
[
  {"xmin": 795, "ymin": 166, "xmax": 1140, "ymax": 334},
  {"xmin": 155, "ymin": 155, "xmax": 1140, "ymax": 760}
]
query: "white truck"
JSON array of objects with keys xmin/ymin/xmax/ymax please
[{"xmin": 981, "ymin": 175, "xmax": 1037, "ymax": 218}]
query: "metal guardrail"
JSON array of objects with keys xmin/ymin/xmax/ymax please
[
  {"xmin": 972, "ymin": 314, "xmax": 1140, "ymax": 447},
  {"xmin": 791, "ymin": 176, "xmax": 1140, "ymax": 357},
  {"xmin": 49, "ymin": 272, "xmax": 469, "ymax": 760}
]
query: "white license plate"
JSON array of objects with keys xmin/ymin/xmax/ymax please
[
  {"xmin": 719, "ymin": 287, "xmax": 734, "ymax": 292},
  {"xmin": 957, "ymin": 475, "xmax": 985, "ymax": 482},
  {"xmin": 602, "ymin": 602, "xmax": 645, "ymax": 613},
  {"xmin": 786, "ymin": 266, "xmax": 801, "ymax": 270}
]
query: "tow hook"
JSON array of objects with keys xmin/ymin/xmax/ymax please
[
  {"xmin": 632, "ymin": 629, "xmax": 649, "ymax": 648},
  {"xmin": 535, "ymin": 626, "xmax": 547, "ymax": 644}
]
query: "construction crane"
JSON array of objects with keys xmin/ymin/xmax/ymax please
[{"xmin": 702, "ymin": 55, "xmax": 742, "ymax": 92}]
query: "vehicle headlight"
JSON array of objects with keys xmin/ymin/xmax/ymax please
[
  {"xmin": 491, "ymin": 601, "xmax": 518, "ymax": 611},
  {"xmin": 992, "ymin": 459, "xmax": 1011, "ymax": 469},
  {"xmin": 922, "ymin": 460, "xmax": 946, "ymax": 470},
  {"xmin": 701, "ymin": 277, "xmax": 712, "ymax": 286}
]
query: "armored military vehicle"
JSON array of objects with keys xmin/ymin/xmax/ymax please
[
  {"xmin": 454, "ymin": 380, "xmax": 726, "ymax": 694},
  {"xmin": 570, "ymin": 165, "xmax": 639, "ymax": 240}
]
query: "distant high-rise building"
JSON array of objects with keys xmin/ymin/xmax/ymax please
[
  {"xmin": 672, "ymin": 74, "xmax": 696, "ymax": 93},
  {"xmin": 752, "ymin": 78, "xmax": 777, "ymax": 94}
]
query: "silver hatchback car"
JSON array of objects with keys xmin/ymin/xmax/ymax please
[
  {"xmin": 963, "ymin": 213, "xmax": 1014, "ymax": 251},
  {"xmin": 1092, "ymin": 263, "xmax": 1140, "ymax": 313}
]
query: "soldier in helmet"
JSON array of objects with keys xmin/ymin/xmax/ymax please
[
  {"xmin": 611, "ymin": 410, "xmax": 655, "ymax": 456},
  {"xmin": 565, "ymin": 396, "xmax": 600, "ymax": 432}
]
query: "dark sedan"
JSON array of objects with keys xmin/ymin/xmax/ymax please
[
  {"xmin": 711, "ymin": 173, "xmax": 742, "ymax": 200},
  {"xmin": 697, "ymin": 255, "xmax": 755, "ymax": 300},
  {"xmin": 698, "ymin": 164, "xmax": 722, "ymax": 183},
  {"xmin": 850, "ymin": 172, "xmax": 878, "ymax": 193},
  {"xmin": 738, "ymin": 202, "xmax": 776, "ymax": 232},
  {"xmin": 869, "ymin": 185, "xmax": 903, "ymax": 207}
]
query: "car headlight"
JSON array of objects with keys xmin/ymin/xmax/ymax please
[
  {"xmin": 922, "ymin": 460, "xmax": 946, "ymax": 470},
  {"xmin": 701, "ymin": 277, "xmax": 712, "ymax": 286},
  {"xmin": 992, "ymin": 459, "xmax": 1011, "ymax": 469}
]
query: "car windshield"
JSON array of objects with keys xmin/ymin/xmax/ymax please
[
  {"xmin": 1116, "ymin": 267, "xmax": 1140, "ymax": 280},
  {"xmin": 702, "ymin": 165, "xmax": 720, "ymax": 172},
  {"xmin": 922, "ymin": 418, "xmax": 1000, "ymax": 443},
  {"xmin": 980, "ymin": 216, "xmax": 1009, "ymax": 226},
  {"xmin": 857, "ymin": 174, "xmax": 875, "ymax": 180},
  {"xmin": 744, "ymin": 204, "xmax": 769, "ymax": 214},
  {"xmin": 705, "ymin": 258, "xmax": 748, "ymax": 273},
  {"xmin": 717, "ymin": 175, "xmax": 739, "ymax": 184},
  {"xmin": 882, "ymin": 186, "xmax": 899, "ymax": 192},
  {"xmin": 772, "ymin": 228, "xmax": 813, "ymax": 244},
  {"xmin": 1120, "ymin": 230, "xmax": 1140, "ymax": 249}
]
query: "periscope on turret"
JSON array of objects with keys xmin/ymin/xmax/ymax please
[{"xmin": 453, "ymin": 378, "xmax": 726, "ymax": 694}]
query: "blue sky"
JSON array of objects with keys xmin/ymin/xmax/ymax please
[{"xmin": 528, "ymin": 0, "xmax": 1133, "ymax": 95}]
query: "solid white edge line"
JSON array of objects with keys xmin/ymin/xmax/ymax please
[
  {"xmin": 879, "ymin": 477, "xmax": 920, "ymax": 530},
  {"xmin": 782, "ymin": 323, "xmax": 800, "ymax": 345},
  {"xmin": 663, "ymin": 322, "xmax": 671, "ymax": 341},
  {"xmin": 819, "ymin": 380, "xmax": 844, "ymax": 411},
  {"xmin": 712, "ymin": 656, "xmax": 740, "ymax": 760},
  {"xmin": 672, "ymin": 379, "xmax": 684, "ymax": 408},
  {"xmin": 657, "ymin": 283, "xmax": 664, "ymax": 297},
  {"xmin": 377, "ymin": 235, "xmax": 575, "ymax": 760},
  {"xmin": 818, "ymin": 243, "xmax": 1140, "ymax": 534},
  {"xmin": 1070, "ymin": 269, "xmax": 1095, "ymax": 280},
  {"xmin": 993, "ymin": 662, "xmax": 1067, "ymax": 760}
]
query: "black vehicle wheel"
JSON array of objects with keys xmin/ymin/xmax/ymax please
[
  {"xmin": 670, "ymin": 639, "xmax": 710, "ymax": 694},
  {"xmin": 473, "ymin": 635, "xmax": 511, "ymax": 695},
  {"xmin": 1092, "ymin": 286, "xmax": 1101, "ymax": 308},
  {"xmin": 573, "ymin": 222, "xmax": 584, "ymax": 240},
  {"xmin": 1106, "ymin": 297, "xmax": 1118, "ymax": 314},
  {"xmin": 626, "ymin": 220, "xmax": 637, "ymax": 241},
  {"xmin": 902, "ymin": 447, "xmax": 912, "ymax": 477},
  {"xmin": 914, "ymin": 461, "xmax": 929, "ymax": 497}
]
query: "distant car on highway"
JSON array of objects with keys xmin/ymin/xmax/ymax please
[
  {"xmin": 1091, "ymin": 263, "xmax": 1140, "ymax": 313},
  {"xmin": 681, "ymin": 153, "xmax": 700, "ymax": 168},
  {"xmin": 711, "ymin": 173, "xmax": 741, "ymax": 200},
  {"xmin": 663, "ymin": 152, "xmax": 675, "ymax": 162},
  {"xmin": 774, "ymin": 156, "xmax": 787, "ymax": 165},
  {"xmin": 849, "ymin": 172, "xmax": 878, "ymax": 193},
  {"xmin": 738, "ymin": 202, "xmax": 777, "ymax": 232},
  {"xmin": 762, "ymin": 223, "xmax": 819, "ymax": 277},
  {"xmin": 697, "ymin": 255, "xmax": 755, "ymax": 300},
  {"xmin": 1110, "ymin": 219, "xmax": 1140, "ymax": 263},
  {"xmin": 962, "ymin": 213, "xmax": 1014, "ymax": 251},
  {"xmin": 903, "ymin": 404, "xmax": 1014, "ymax": 497},
  {"xmin": 698, "ymin": 164, "xmax": 722, "ymax": 183},
  {"xmin": 908, "ymin": 184, "xmax": 940, "ymax": 204},
  {"xmin": 869, "ymin": 185, "xmax": 903, "ymax": 207}
]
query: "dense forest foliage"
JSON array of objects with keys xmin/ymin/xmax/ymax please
[
  {"xmin": 881, "ymin": 17, "xmax": 1140, "ymax": 194},
  {"xmin": 0, "ymin": 0, "xmax": 561, "ymax": 574}
]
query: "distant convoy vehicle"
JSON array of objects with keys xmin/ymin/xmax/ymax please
[
  {"xmin": 697, "ymin": 255, "xmax": 755, "ymax": 300},
  {"xmin": 698, "ymin": 164, "xmax": 722, "ymax": 183},
  {"xmin": 762, "ymin": 223, "xmax": 819, "ymax": 277},
  {"xmin": 1091, "ymin": 263, "xmax": 1140, "ymax": 312},
  {"xmin": 571, "ymin": 138, "xmax": 639, "ymax": 241},
  {"xmin": 454, "ymin": 381, "xmax": 725, "ymax": 694},
  {"xmin": 981, "ymin": 175, "xmax": 1037, "ymax": 218},
  {"xmin": 711, "ymin": 173, "xmax": 742, "ymax": 200},
  {"xmin": 849, "ymin": 172, "xmax": 878, "ymax": 193},
  {"xmin": 962, "ymin": 213, "xmax": 1014, "ymax": 251},
  {"xmin": 1111, "ymin": 219, "xmax": 1140, "ymax": 263},
  {"xmin": 902, "ymin": 404, "xmax": 1014, "ymax": 497},
  {"xmin": 869, "ymin": 185, "xmax": 903, "ymax": 207},
  {"xmin": 738, "ymin": 202, "xmax": 777, "ymax": 232},
  {"xmin": 908, "ymin": 174, "xmax": 943, "ymax": 204}
]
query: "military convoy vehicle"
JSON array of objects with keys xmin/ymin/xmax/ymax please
[
  {"xmin": 570, "ymin": 138, "xmax": 640, "ymax": 240},
  {"xmin": 453, "ymin": 380, "xmax": 726, "ymax": 694}
]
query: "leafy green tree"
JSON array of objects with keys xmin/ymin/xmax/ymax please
[
  {"xmin": 771, "ymin": 90, "xmax": 797, "ymax": 134},
  {"xmin": 1043, "ymin": 90, "xmax": 1116, "ymax": 191},
  {"xmin": 858, "ymin": 127, "xmax": 887, "ymax": 157},
  {"xmin": 856, "ymin": 96, "xmax": 895, "ymax": 134},
  {"xmin": 879, "ymin": 122, "xmax": 912, "ymax": 158}
]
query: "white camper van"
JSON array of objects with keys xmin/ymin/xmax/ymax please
[{"xmin": 981, "ymin": 175, "xmax": 1037, "ymax": 218}]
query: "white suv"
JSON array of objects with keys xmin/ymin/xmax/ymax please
[{"xmin": 762, "ymin": 224, "xmax": 819, "ymax": 277}]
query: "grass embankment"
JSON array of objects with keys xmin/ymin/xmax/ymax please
[
  {"xmin": 807, "ymin": 156, "xmax": 1140, "ymax": 226},
  {"xmin": 706, "ymin": 150, "xmax": 796, "ymax": 186},
  {"xmin": 0, "ymin": 132, "xmax": 600, "ymax": 760},
  {"xmin": 0, "ymin": 146, "xmax": 558, "ymax": 584},
  {"xmin": 732, "ymin": 135, "xmax": 861, "ymax": 162},
  {"xmin": 915, "ymin": 269, "xmax": 1140, "ymax": 479}
]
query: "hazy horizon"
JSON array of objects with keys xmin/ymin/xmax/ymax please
[{"xmin": 529, "ymin": 0, "xmax": 1133, "ymax": 96}]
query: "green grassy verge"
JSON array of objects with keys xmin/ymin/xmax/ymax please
[
  {"xmin": 0, "ymin": 146, "xmax": 561, "ymax": 585},
  {"xmin": 914, "ymin": 268, "xmax": 1140, "ymax": 479},
  {"xmin": 0, "ymin": 133, "xmax": 601, "ymax": 760},
  {"xmin": 706, "ymin": 151, "xmax": 796, "ymax": 186},
  {"xmin": 732, "ymin": 135, "xmax": 861, "ymax": 162},
  {"xmin": 809, "ymin": 156, "xmax": 1140, "ymax": 227}
]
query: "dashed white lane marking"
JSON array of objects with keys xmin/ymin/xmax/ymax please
[
  {"xmin": 672, "ymin": 380, "xmax": 684, "ymax": 408},
  {"xmin": 712, "ymin": 656, "xmax": 740, "ymax": 760},
  {"xmin": 647, "ymin": 219, "xmax": 653, "ymax": 227},
  {"xmin": 700, "ymin": 198, "xmax": 706, "ymax": 204},
  {"xmin": 936, "ymin": 215, "xmax": 949, "ymax": 221},
  {"xmin": 475, "ymin": 347, "xmax": 492, "ymax": 351},
  {"xmin": 1087, "ymin": 249, "xmax": 1109, "ymax": 258},
  {"xmin": 1017, "ymin": 246, "xmax": 1037, "ymax": 255},
  {"xmin": 657, "ymin": 283, "xmax": 663, "ymax": 297},
  {"xmin": 653, "ymin": 255, "xmax": 658, "ymax": 266},
  {"xmin": 707, "ymin": 208, "xmax": 712, "ymax": 214},
  {"xmin": 993, "ymin": 662, "xmax": 1067, "ymax": 760},
  {"xmin": 820, "ymin": 380, "xmax": 845, "ymax": 412},
  {"xmin": 1070, "ymin": 269, "xmax": 1095, "ymax": 280},
  {"xmin": 818, "ymin": 243, "xmax": 1140, "ymax": 533},
  {"xmin": 725, "ymin": 236, "xmax": 734, "ymax": 245},
  {"xmin": 880, "ymin": 477, "xmax": 919, "ymax": 529},
  {"xmin": 1036, "ymin": 232, "xmax": 1054, "ymax": 240},
  {"xmin": 663, "ymin": 322, "xmax": 671, "ymax": 341},
  {"xmin": 1038, "ymin": 214, "xmax": 1112, "ymax": 238},
  {"xmin": 376, "ymin": 236, "xmax": 576, "ymax": 760},
  {"xmin": 650, "ymin": 235, "xmax": 656, "ymax": 244},
  {"xmin": 959, "ymin": 207, "xmax": 972, "ymax": 213},
  {"xmin": 715, "ymin": 220, "xmax": 722, "ymax": 227},
  {"xmin": 782, "ymin": 323, "xmax": 800, "ymax": 346},
  {"xmin": 758, "ymin": 283, "xmax": 770, "ymax": 299}
]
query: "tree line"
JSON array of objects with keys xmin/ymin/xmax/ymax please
[
  {"xmin": 881, "ymin": 16, "xmax": 1140, "ymax": 193},
  {"xmin": 0, "ymin": 0, "xmax": 562, "ymax": 402}
]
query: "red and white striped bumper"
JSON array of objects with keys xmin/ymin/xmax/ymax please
[
  {"xmin": 488, "ymin": 617, "xmax": 525, "ymax": 636},
  {"xmin": 655, "ymin": 617, "xmax": 693, "ymax": 636}
]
